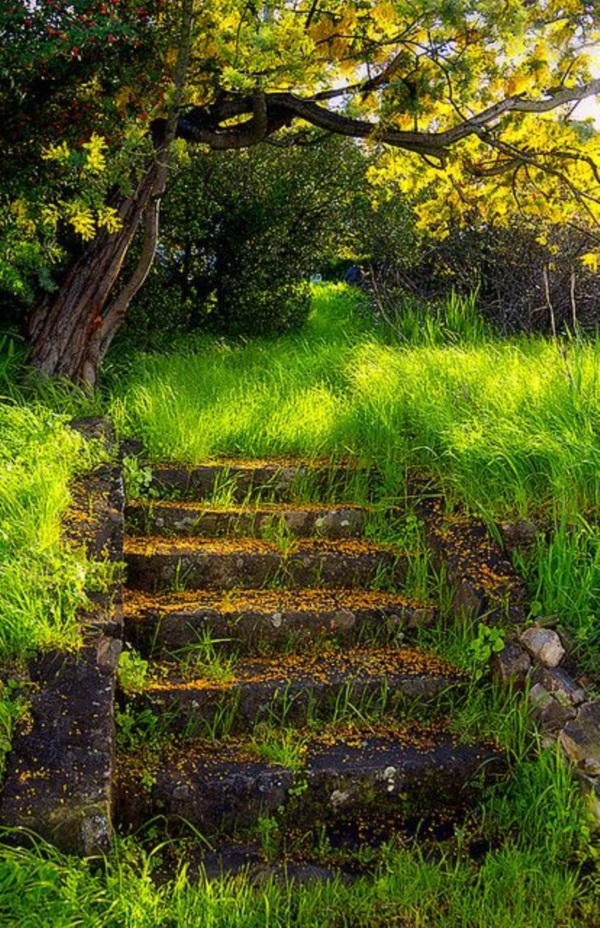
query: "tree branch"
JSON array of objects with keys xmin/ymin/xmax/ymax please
[
  {"xmin": 177, "ymin": 88, "xmax": 271, "ymax": 149},
  {"xmin": 175, "ymin": 79, "xmax": 600, "ymax": 158}
]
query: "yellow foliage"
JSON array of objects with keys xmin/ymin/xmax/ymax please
[
  {"xmin": 581, "ymin": 253, "xmax": 599, "ymax": 273},
  {"xmin": 97, "ymin": 207, "xmax": 122, "ymax": 234},
  {"xmin": 115, "ymin": 87, "xmax": 135, "ymax": 116},
  {"xmin": 370, "ymin": 0, "xmax": 396, "ymax": 31},
  {"xmin": 41, "ymin": 141, "xmax": 71, "ymax": 163},
  {"xmin": 82, "ymin": 134, "xmax": 108, "ymax": 174},
  {"xmin": 12, "ymin": 0, "xmax": 600, "ymax": 257},
  {"xmin": 41, "ymin": 205, "xmax": 60, "ymax": 229},
  {"xmin": 9, "ymin": 200, "xmax": 36, "ymax": 235},
  {"xmin": 505, "ymin": 73, "xmax": 533, "ymax": 96},
  {"xmin": 66, "ymin": 204, "xmax": 96, "ymax": 241}
]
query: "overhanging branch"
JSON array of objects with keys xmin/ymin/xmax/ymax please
[{"xmin": 172, "ymin": 78, "xmax": 600, "ymax": 158}]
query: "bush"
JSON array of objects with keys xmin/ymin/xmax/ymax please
[
  {"xmin": 360, "ymin": 219, "xmax": 600, "ymax": 336},
  {"xmin": 119, "ymin": 137, "xmax": 370, "ymax": 346},
  {"xmin": 214, "ymin": 279, "xmax": 312, "ymax": 338}
]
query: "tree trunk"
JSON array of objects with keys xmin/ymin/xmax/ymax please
[
  {"xmin": 27, "ymin": 0, "xmax": 195, "ymax": 386},
  {"xmin": 27, "ymin": 164, "xmax": 159, "ymax": 384}
]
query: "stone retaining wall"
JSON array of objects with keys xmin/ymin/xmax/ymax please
[
  {"xmin": 0, "ymin": 418, "xmax": 124, "ymax": 855},
  {"xmin": 426, "ymin": 502, "xmax": 600, "ymax": 822}
]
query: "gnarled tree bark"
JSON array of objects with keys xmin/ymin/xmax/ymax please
[{"xmin": 27, "ymin": 164, "xmax": 160, "ymax": 384}]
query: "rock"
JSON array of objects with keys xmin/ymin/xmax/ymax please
[
  {"xmin": 577, "ymin": 776, "xmax": 600, "ymax": 825},
  {"xmin": 533, "ymin": 666, "xmax": 586, "ymax": 707},
  {"xmin": 252, "ymin": 861, "xmax": 341, "ymax": 886},
  {"xmin": 529, "ymin": 683, "xmax": 576, "ymax": 733},
  {"xmin": 330, "ymin": 790, "xmax": 351, "ymax": 808},
  {"xmin": 97, "ymin": 637, "xmax": 122, "ymax": 673},
  {"xmin": 69, "ymin": 416, "xmax": 115, "ymax": 448},
  {"xmin": 529, "ymin": 683, "xmax": 553, "ymax": 710},
  {"xmin": 560, "ymin": 702, "xmax": 600, "ymax": 775},
  {"xmin": 540, "ymin": 698, "xmax": 576, "ymax": 733},
  {"xmin": 382, "ymin": 766, "xmax": 396, "ymax": 793},
  {"xmin": 284, "ymin": 511, "xmax": 311, "ymax": 534},
  {"xmin": 331, "ymin": 609, "xmax": 356, "ymax": 629},
  {"xmin": 520, "ymin": 627, "xmax": 565, "ymax": 667},
  {"xmin": 493, "ymin": 640, "xmax": 531, "ymax": 686},
  {"xmin": 120, "ymin": 438, "xmax": 146, "ymax": 460},
  {"xmin": 499, "ymin": 520, "xmax": 542, "ymax": 551}
]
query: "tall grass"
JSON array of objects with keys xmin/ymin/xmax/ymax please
[
  {"xmin": 109, "ymin": 284, "xmax": 600, "ymax": 518},
  {"xmin": 0, "ymin": 404, "xmax": 104, "ymax": 657},
  {"xmin": 517, "ymin": 520, "xmax": 600, "ymax": 675},
  {"xmin": 0, "ymin": 812, "xmax": 592, "ymax": 928},
  {"xmin": 2, "ymin": 288, "xmax": 600, "ymax": 924},
  {"xmin": 0, "ymin": 334, "xmax": 25, "ymax": 401}
]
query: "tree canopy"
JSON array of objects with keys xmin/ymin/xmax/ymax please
[{"xmin": 1, "ymin": 0, "xmax": 599, "ymax": 376}]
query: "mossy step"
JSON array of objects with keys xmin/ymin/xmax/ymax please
[
  {"xmin": 149, "ymin": 459, "xmax": 371, "ymax": 504},
  {"xmin": 124, "ymin": 537, "xmax": 406, "ymax": 592},
  {"xmin": 124, "ymin": 588, "xmax": 435, "ymax": 656},
  {"xmin": 125, "ymin": 647, "xmax": 465, "ymax": 735},
  {"xmin": 126, "ymin": 501, "xmax": 370, "ymax": 539},
  {"xmin": 116, "ymin": 723, "xmax": 502, "ymax": 839}
]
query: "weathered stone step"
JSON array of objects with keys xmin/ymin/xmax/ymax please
[
  {"xmin": 125, "ymin": 500, "xmax": 370, "ymax": 539},
  {"xmin": 124, "ymin": 588, "xmax": 435, "ymax": 656},
  {"xmin": 149, "ymin": 459, "xmax": 370, "ymax": 504},
  {"xmin": 151, "ymin": 841, "xmax": 346, "ymax": 885},
  {"xmin": 116, "ymin": 723, "xmax": 502, "ymax": 838},
  {"xmin": 126, "ymin": 647, "xmax": 465, "ymax": 735},
  {"xmin": 124, "ymin": 537, "xmax": 406, "ymax": 592}
]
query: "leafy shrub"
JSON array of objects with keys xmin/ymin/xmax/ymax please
[
  {"xmin": 120, "ymin": 137, "xmax": 369, "ymax": 345},
  {"xmin": 214, "ymin": 279, "xmax": 312, "ymax": 337},
  {"xmin": 117, "ymin": 649, "xmax": 148, "ymax": 694}
]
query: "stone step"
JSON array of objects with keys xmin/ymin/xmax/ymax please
[
  {"xmin": 116, "ymin": 723, "xmax": 502, "ymax": 839},
  {"xmin": 124, "ymin": 537, "xmax": 406, "ymax": 592},
  {"xmin": 125, "ymin": 501, "xmax": 371, "ymax": 539},
  {"xmin": 125, "ymin": 647, "xmax": 465, "ymax": 736},
  {"xmin": 144, "ymin": 840, "xmax": 346, "ymax": 885},
  {"xmin": 148, "ymin": 459, "xmax": 371, "ymax": 504},
  {"xmin": 124, "ymin": 588, "xmax": 436, "ymax": 657}
]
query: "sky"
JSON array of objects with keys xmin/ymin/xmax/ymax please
[
  {"xmin": 580, "ymin": 50, "xmax": 600, "ymax": 127},
  {"xmin": 574, "ymin": 95, "xmax": 600, "ymax": 127}
]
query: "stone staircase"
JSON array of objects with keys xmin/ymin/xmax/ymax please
[{"xmin": 116, "ymin": 459, "xmax": 504, "ymax": 871}]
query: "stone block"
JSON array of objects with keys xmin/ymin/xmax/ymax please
[
  {"xmin": 520, "ymin": 626, "xmax": 565, "ymax": 668},
  {"xmin": 499, "ymin": 520, "xmax": 542, "ymax": 552},
  {"xmin": 560, "ymin": 702, "xmax": 600, "ymax": 775},
  {"xmin": 529, "ymin": 683, "xmax": 576, "ymax": 734},
  {"xmin": 534, "ymin": 666, "xmax": 586, "ymax": 707},
  {"xmin": 0, "ymin": 642, "xmax": 117, "ymax": 855},
  {"xmin": 493, "ymin": 640, "xmax": 531, "ymax": 686}
]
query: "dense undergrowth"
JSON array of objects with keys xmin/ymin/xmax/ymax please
[{"xmin": 1, "ymin": 286, "xmax": 600, "ymax": 925}]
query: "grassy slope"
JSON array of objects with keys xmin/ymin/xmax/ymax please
[
  {"xmin": 0, "ymin": 403, "xmax": 106, "ymax": 658},
  {"xmin": 110, "ymin": 284, "xmax": 600, "ymax": 517}
]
